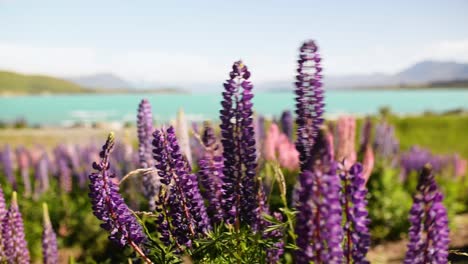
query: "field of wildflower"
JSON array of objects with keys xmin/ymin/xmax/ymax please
[{"xmin": 0, "ymin": 40, "xmax": 467, "ymax": 264}]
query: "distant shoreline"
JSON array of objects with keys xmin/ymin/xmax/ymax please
[{"xmin": 0, "ymin": 89, "xmax": 189, "ymax": 97}]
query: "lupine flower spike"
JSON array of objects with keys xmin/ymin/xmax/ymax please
[
  {"xmin": 1, "ymin": 192, "xmax": 30, "ymax": 264},
  {"xmin": 137, "ymin": 99, "xmax": 160, "ymax": 210},
  {"xmin": 220, "ymin": 61, "xmax": 258, "ymax": 228},
  {"xmin": 295, "ymin": 164, "xmax": 344, "ymax": 263},
  {"xmin": 152, "ymin": 127, "xmax": 211, "ymax": 249},
  {"xmin": 0, "ymin": 185, "xmax": 7, "ymax": 261},
  {"xmin": 404, "ymin": 164, "xmax": 449, "ymax": 264},
  {"xmin": 341, "ymin": 163, "xmax": 371, "ymax": 263},
  {"xmin": 197, "ymin": 123, "xmax": 225, "ymax": 225},
  {"xmin": 295, "ymin": 40, "xmax": 325, "ymax": 171},
  {"xmin": 42, "ymin": 203, "xmax": 58, "ymax": 264},
  {"xmin": 88, "ymin": 132, "xmax": 150, "ymax": 263}
]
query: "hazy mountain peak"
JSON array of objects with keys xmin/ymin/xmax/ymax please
[{"xmin": 68, "ymin": 73, "xmax": 132, "ymax": 89}]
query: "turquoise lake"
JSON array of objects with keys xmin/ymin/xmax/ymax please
[{"xmin": 1, "ymin": 89, "xmax": 467, "ymax": 125}]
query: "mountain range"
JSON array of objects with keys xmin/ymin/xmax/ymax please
[
  {"xmin": 260, "ymin": 60, "xmax": 468, "ymax": 91},
  {"xmin": 1, "ymin": 60, "xmax": 468, "ymax": 95}
]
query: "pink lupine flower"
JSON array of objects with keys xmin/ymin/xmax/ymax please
[
  {"xmin": 362, "ymin": 145, "xmax": 375, "ymax": 183},
  {"xmin": 336, "ymin": 116, "xmax": 357, "ymax": 169},
  {"xmin": 263, "ymin": 123, "xmax": 299, "ymax": 170},
  {"xmin": 263, "ymin": 123, "xmax": 281, "ymax": 161}
]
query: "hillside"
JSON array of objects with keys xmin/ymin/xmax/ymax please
[
  {"xmin": 0, "ymin": 71, "xmax": 91, "ymax": 95},
  {"xmin": 67, "ymin": 73, "xmax": 132, "ymax": 89}
]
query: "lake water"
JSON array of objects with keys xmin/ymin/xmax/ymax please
[{"xmin": 1, "ymin": 89, "xmax": 467, "ymax": 126}]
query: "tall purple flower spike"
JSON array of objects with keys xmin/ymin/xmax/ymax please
[
  {"xmin": 373, "ymin": 121, "xmax": 399, "ymax": 160},
  {"xmin": 152, "ymin": 126, "xmax": 211, "ymax": 249},
  {"xmin": 404, "ymin": 164, "xmax": 450, "ymax": 264},
  {"xmin": 88, "ymin": 132, "xmax": 146, "ymax": 248},
  {"xmin": 220, "ymin": 61, "xmax": 258, "ymax": 229},
  {"xmin": 295, "ymin": 40, "xmax": 324, "ymax": 171},
  {"xmin": 58, "ymin": 157, "xmax": 72, "ymax": 193},
  {"xmin": 0, "ymin": 185, "xmax": 7, "ymax": 261},
  {"xmin": 42, "ymin": 203, "xmax": 58, "ymax": 264},
  {"xmin": 295, "ymin": 165, "xmax": 344, "ymax": 263},
  {"xmin": 1, "ymin": 192, "xmax": 30, "ymax": 264},
  {"xmin": 137, "ymin": 99, "xmax": 160, "ymax": 210},
  {"xmin": 16, "ymin": 147, "xmax": 32, "ymax": 197},
  {"xmin": 34, "ymin": 153, "xmax": 50, "ymax": 199},
  {"xmin": 341, "ymin": 163, "xmax": 371, "ymax": 264},
  {"xmin": 198, "ymin": 123, "xmax": 225, "ymax": 225},
  {"xmin": 137, "ymin": 99, "xmax": 154, "ymax": 168},
  {"xmin": 280, "ymin": 110, "xmax": 294, "ymax": 141},
  {"xmin": 1, "ymin": 145, "xmax": 16, "ymax": 189}
]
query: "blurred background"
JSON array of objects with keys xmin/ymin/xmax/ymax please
[{"xmin": 0, "ymin": 0, "xmax": 467, "ymax": 263}]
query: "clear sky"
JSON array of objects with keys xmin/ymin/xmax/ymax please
[{"xmin": 1, "ymin": 0, "xmax": 467, "ymax": 86}]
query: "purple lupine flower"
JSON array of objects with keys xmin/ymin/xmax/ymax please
[
  {"xmin": 295, "ymin": 40, "xmax": 325, "ymax": 171},
  {"xmin": 77, "ymin": 145, "xmax": 99, "ymax": 189},
  {"xmin": 34, "ymin": 153, "xmax": 50, "ymax": 199},
  {"xmin": 152, "ymin": 127, "xmax": 211, "ymax": 248},
  {"xmin": 341, "ymin": 163, "xmax": 371, "ymax": 263},
  {"xmin": 2, "ymin": 192, "xmax": 30, "ymax": 264},
  {"xmin": 373, "ymin": 121, "xmax": 399, "ymax": 161},
  {"xmin": 254, "ymin": 114, "xmax": 266, "ymax": 160},
  {"xmin": 0, "ymin": 185, "xmax": 7, "ymax": 261},
  {"xmin": 220, "ymin": 61, "xmax": 258, "ymax": 228},
  {"xmin": 190, "ymin": 122, "xmax": 205, "ymax": 164},
  {"xmin": 280, "ymin": 110, "xmax": 294, "ymax": 141},
  {"xmin": 58, "ymin": 157, "xmax": 72, "ymax": 193},
  {"xmin": 42, "ymin": 203, "xmax": 58, "ymax": 264},
  {"xmin": 198, "ymin": 123, "xmax": 225, "ymax": 225},
  {"xmin": 404, "ymin": 164, "xmax": 450, "ymax": 264},
  {"xmin": 15, "ymin": 147, "xmax": 32, "ymax": 197},
  {"xmin": 399, "ymin": 146, "xmax": 452, "ymax": 181},
  {"xmin": 266, "ymin": 212, "xmax": 285, "ymax": 264},
  {"xmin": 1, "ymin": 145, "xmax": 16, "ymax": 189},
  {"xmin": 295, "ymin": 165, "xmax": 344, "ymax": 263},
  {"xmin": 137, "ymin": 99, "xmax": 154, "ymax": 169},
  {"xmin": 88, "ymin": 132, "xmax": 146, "ymax": 248},
  {"xmin": 137, "ymin": 99, "xmax": 160, "ymax": 210}
]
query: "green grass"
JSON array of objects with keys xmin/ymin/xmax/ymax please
[
  {"xmin": 0, "ymin": 71, "xmax": 91, "ymax": 95},
  {"xmin": 390, "ymin": 114, "xmax": 468, "ymax": 158}
]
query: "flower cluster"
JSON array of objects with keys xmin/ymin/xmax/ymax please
[
  {"xmin": 197, "ymin": 123, "xmax": 225, "ymax": 225},
  {"xmin": 341, "ymin": 163, "xmax": 371, "ymax": 263},
  {"xmin": 152, "ymin": 126, "xmax": 211, "ymax": 248},
  {"xmin": 219, "ymin": 61, "xmax": 258, "ymax": 228},
  {"xmin": 137, "ymin": 99, "xmax": 160, "ymax": 210},
  {"xmin": 88, "ymin": 132, "xmax": 146, "ymax": 248},
  {"xmin": 42, "ymin": 203, "xmax": 58, "ymax": 264},
  {"xmin": 295, "ymin": 165, "xmax": 344, "ymax": 263},
  {"xmin": 263, "ymin": 123, "xmax": 300, "ymax": 171},
  {"xmin": 335, "ymin": 116, "xmax": 357, "ymax": 169},
  {"xmin": 280, "ymin": 110, "xmax": 294, "ymax": 140},
  {"xmin": 373, "ymin": 121, "xmax": 399, "ymax": 160},
  {"xmin": 295, "ymin": 40, "xmax": 324, "ymax": 170},
  {"xmin": 404, "ymin": 164, "xmax": 450, "ymax": 263},
  {"xmin": 1, "ymin": 191, "xmax": 30, "ymax": 264}
]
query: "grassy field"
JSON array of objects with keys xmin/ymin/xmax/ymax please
[
  {"xmin": 1, "ymin": 113, "xmax": 467, "ymax": 158},
  {"xmin": 390, "ymin": 114, "xmax": 468, "ymax": 158}
]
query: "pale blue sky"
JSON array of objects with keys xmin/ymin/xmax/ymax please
[{"xmin": 1, "ymin": 0, "xmax": 467, "ymax": 85}]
